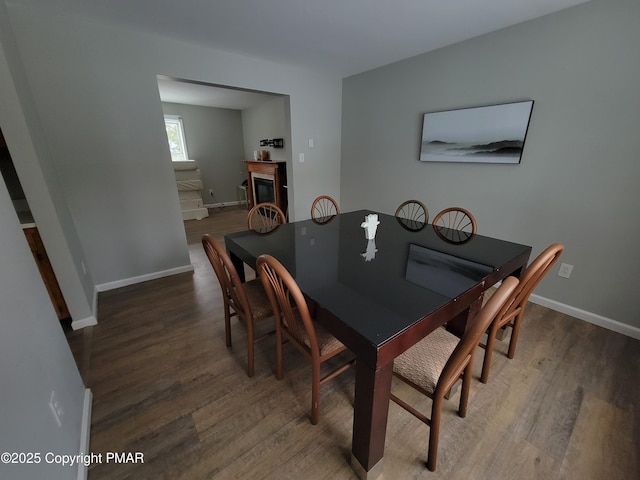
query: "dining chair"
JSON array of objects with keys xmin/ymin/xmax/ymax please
[
  {"xmin": 247, "ymin": 202, "xmax": 286, "ymax": 233},
  {"xmin": 311, "ymin": 195, "xmax": 339, "ymax": 223},
  {"xmin": 202, "ymin": 234, "xmax": 274, "ymax": 377},
  {"xmin": 479, "ymin": 243, "xmax": 564, "ymax": 384},
  {"xmin": 432, "ymin": 207, "xmax": 477, "ymax": 243},
  {"xmin": 256, "ymin": 253, "xmax": 355, "ymax": 425},
  {"xmin": 390, "ymin": 276, "xmax": 519, "ymax": 471},
  {"xmin": 395, "ymin": 199, "xmax": 429, "ymax": 224},
  {"xmin": 432, "ymin": 207, "xmax": 477, "ymax": 234}
]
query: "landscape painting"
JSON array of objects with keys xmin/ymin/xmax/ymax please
[{"xmin": 419, "ymin": 100, "xmax": 534, "ymax": 164}]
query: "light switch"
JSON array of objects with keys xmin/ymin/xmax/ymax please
[
  {"xmin": 299, "ymin": 153, "xmax": 305, "ymax": 163},
  {"xmin": 308, "ymin": 138, "xmax": 314, "ymax": 148}
]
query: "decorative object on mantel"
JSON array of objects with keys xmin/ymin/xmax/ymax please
[
  {"xmin": 419, "ymin": 100, "xmax": 534, "ymax": 164},
  {"xmin": 260, "ymin": 138, "xmax": 284, "ymax": 148},
  {"xmin": 361, "ymin": 239, "xmax": 378, "ymax": 262},
  {"xmin": 259, "ymin": 150, "xmax": 270, "ymax": 161},
  {"xmin": 361, "ymin": 213, "xmax": 380, "ymax": 240}
]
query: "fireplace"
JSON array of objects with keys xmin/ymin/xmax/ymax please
[
  {"xmin": 245, "ymin": 161, "xmax": 288, "ymax": 216},
  {"xmin": 252, "ymin": 173, "xmax": 275, "ymax": 204}
]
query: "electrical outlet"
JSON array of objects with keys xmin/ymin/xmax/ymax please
[
  {"xmin": 49, "ymin": 390, "xmax": 64, "ymax": 427},
  {"xmin": 299, "ymin": 153, "xmax": 305, "ymax": 163},
  {"xmin": 209, "ymin": 189, "xmax": 214, "ymax": 197},
  {"xmin": 558, "ymin": 263, "xmax": 573, "ymax": 278}
]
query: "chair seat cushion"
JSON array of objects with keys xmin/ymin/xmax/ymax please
[
  {"xmin": 243, "ymin": 279, "xmax": 273, "ymax": 319},
  {"xmin": 313, "ymin": 322, "xmax": 346, "ymax": 356},
  {"xmin": 286, "ymin": 309, "xmax": 345, "ymax": 356},
  {"xmin": 393, "ymin": 327, "xmax": 459, "ymax": 393}
]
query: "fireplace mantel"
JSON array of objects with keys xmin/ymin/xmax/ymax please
[{"xmin": 245, "ymin": 161, "xmax": 288, "ymax": 217}]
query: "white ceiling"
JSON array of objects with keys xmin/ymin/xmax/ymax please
[
  {"xmin": 29, "ymin": 0, "xmax": 591, "ymax": 108},
  {"xmin": 156, "ymin": 78, "xmax": 280, "ymax": 110}
]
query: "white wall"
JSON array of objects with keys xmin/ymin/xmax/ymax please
[
  {"xmin": 3, "ymin": 1, "xmax": 342, "ymax": 288},
  {"xmin": 341, "ymin": 0, "xmax": 640, "ymax": 330}
]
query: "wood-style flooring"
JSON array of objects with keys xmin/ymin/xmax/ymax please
[{"xmin": 66, "ymin": 205, "xmax": 639, "ymax": 480}]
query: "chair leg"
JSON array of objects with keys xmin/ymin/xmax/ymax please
[
  {"xmin": 310, "ymin": 360, "xmax": 320, "ymax": 425},
  {"xmin": 480, "ymin": 324, "xmax": 498, "ymax": 384},
  {"xmin": 246, "ymin": 317, "xmax": 255, "ymax": 378},
  {"xmin": 459, "ymin": 364, "xmax": 472, "ymax": 418},
  {"xmin": 224, "ymin": 303, "xmax": 232, "ymax": 348},
  {"xmin": 507, "ymin": 312, "xmax": 524, "ymax": 359},
  {"xmin": 275, "ymin": 327, "xmax": 283, "ymax": 381},
  {"xmin": 427, "ymin": 393, "xmax": 444, "ymax": 472}
]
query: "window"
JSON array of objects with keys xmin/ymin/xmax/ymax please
[{"xmin": 164, "ymin": 115, "xmax": 189, "ymax": 161}]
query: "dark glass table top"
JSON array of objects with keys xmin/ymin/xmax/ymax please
[{"xmin": 225, "ymin": 210, "xmax": 531, "ymax": 350}]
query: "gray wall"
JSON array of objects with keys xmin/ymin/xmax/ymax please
[
  {"xmin": 242, "ymin": 95, "xmax": 291, "ymax": 164},
  {"xmin": 341, "ymin": 0, "xmax": 640, "ymax": 330},
  {"xmin": 0, "ymin": 145, "xmax": 87, "ymax": 479},
  {"xmin": 162, "ymin": 102, "xmax": 246, "ymax": 204},
  {"xmin": 241, "ymin": 95, "xmax": 295, "ymax": 213},
  {"xmin": 1, "ymin": 7, "xmax": 90, "ymax": 477},
  {"xmin": 3, "ymin": 1, "xmax": 342, "ymax": 289},
  {"xmin": 0, "ymin": 1, "xmax": 95, "ymax": 328}
]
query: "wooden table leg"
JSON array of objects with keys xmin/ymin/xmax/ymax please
[
  {"xmin": 350, "ymin": 360, "xmax": 393, "ymax": 479},
  {"xmin": 446, "ymin": 294, "xmax": 483, "ymax": 338},
  {"xmin": 228, "ymin": 250, "xmax": 246, "ymax": 283}
]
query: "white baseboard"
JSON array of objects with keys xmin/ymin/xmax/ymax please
[
  {"xmin": 529, "ymin": 293, "xmax": 640, "ymax": 340},
  {"xmin": 92, "ymin": 287, "xmax": 98, "ymax": 319},
  {"xmin": 71, "ymin": 315, "xmax": 97, "ymax": 330},
  {"xmin": 203, "ymin": 200, "xmax": 244, "ymax": 208},
  {"xmin": 76, "ymin": 388, "xmax": 93, "ymax": 480},
  {"xmin": 95, "ymin": 264, "xmax": 194, "ymax": 293}
]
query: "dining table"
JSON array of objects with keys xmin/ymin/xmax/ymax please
[{"xmin": 224, "ymin": 209, "xmax": 531, "ymax": 479}]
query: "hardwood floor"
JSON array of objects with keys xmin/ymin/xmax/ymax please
[{"xmin": 66, "ymin": 206, "xmax": 639, "ymax": 480}]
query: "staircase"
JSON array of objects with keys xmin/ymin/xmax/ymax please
[{"xmin": 173, "ymin": 160, "xmax": 209, "ymax": 221}]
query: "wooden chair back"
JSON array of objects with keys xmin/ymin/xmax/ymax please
[
  {"xmin": 257, "ymin": 253, "xmax": 352, "ymax": 424},
  {"xmin": 438, "ymin": 276, "xmax": 519, "ymax": 395},
  {"xmin": 497, "ymin": 243, "xmax": 564, "ymax": 323},
  {"xmin": 248, "ymin": 202, "xmax": 286, "ymax": 233},
  {"xmin": 311, "ymin": 195, "xmax": 339, "ymax": 223},
  {"xmin": 432, "ymin": 207, "xmax": 477, "ymax": 234},
  {"xmin": 202, "ymin": 234, "xmax": 251, "ymax": 319},
  {"xmin": 202, "ymin": 234, "xmax": 274, "ymax": 377},
  {"xmin": 390, "ymin": 276, "xmax": 519, "ymax": 471},
  {"xmin": 257, "ymin": 254, "xmax": 318, "ymax": 357},
  {"xmin": 480, "ymin": 243, "xmax": 564, "ymax": 382},
  {"xmin": 395, "ymin": 199, "xmax": 429, "ymax": 223}
]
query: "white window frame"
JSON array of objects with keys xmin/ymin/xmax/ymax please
[{"xmin": 164, "ymin": 115, "xmax": 189, "ymax": 161}]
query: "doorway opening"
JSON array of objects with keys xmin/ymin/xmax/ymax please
[
  {"xmin": 0, "ymin": 128, "xmax": 71, "ymax": 324},
  {"xmin": 155, "ymin": 76, "xmax": 292, "ymax": 254}
]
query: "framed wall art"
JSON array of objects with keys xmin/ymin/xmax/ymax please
[{"xmin": 419, "ymin": 100, "xmax": 534, "ymax": 164}]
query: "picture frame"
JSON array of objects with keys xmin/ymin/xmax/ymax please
[{"xmin": 419, "ymin": 100, "xmax": 534, "ymax": 164}]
